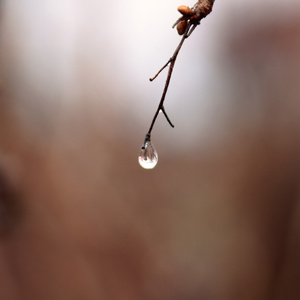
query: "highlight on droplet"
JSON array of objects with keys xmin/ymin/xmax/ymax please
[{"xmin": 138, "ymin": 141, "xmax": 158, "ymax": 169}]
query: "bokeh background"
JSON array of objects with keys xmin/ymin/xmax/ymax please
[{"xmin": 0, "ymin": 0, "xmax": 300, "ymax": 299}]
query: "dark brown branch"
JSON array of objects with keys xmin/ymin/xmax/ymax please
[
  {"xmin": 160, "ymin": 106, "xmax": 174, "ymax": 128},
  {"xmin": 142, "ymin": 0, "xmax": 215, "ymax": 147},
  {"xmin": 146, "ymin": 22, "xmax": 191, "ymax": 136}
]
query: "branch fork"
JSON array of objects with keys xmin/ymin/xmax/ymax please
[{"xmin": 142, "ymin": 0, "xmax": 215, "ymax": 147}]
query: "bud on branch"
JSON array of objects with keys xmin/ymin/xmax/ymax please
[{"xmin": 140, "ymin": 0, "xmax": 215, "ymax": 156}]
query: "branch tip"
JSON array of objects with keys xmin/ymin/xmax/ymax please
[{"xmin": 143, "ymin": 0, "xmax": 215, "ymax": 141}]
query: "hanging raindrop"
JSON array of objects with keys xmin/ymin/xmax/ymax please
[{"xmin": 138, "ymin": 140, "xmax": 158, "ymax": 169}]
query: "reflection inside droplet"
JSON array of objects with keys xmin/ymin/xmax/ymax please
[{"xmin": 138, "ymin": 141, "xmax": 158, "ymax": 169}]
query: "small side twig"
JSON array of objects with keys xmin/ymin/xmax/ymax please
[
  {"xmin": 160, "ymin": 106, "xmax": 174, "ymax": 128},
  {"xmin": 142, "ymin": 0, "xmax": 215, "ymax": 147}
]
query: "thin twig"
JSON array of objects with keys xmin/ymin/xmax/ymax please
[
  {"xmin": 160, "ymin": 106, "xmax": 174, "ymax": 128},
  {"xmin": 149, "ymin": 60, "xmax": 171, "ymax": 82},
  {"xmin": 146, "ymin": 22, "xmax": 192, "ymax": 137},
  {"xmin": 142, "ymin": 0, "xmax": 215, "ymax": 147}
]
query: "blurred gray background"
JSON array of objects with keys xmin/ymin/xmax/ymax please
[{"xmin": 0, "ymin": 0, "xmax": 300, "ymax": 299}]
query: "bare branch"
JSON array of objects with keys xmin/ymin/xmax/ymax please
[{"xmin": 141, "ymin": 0, "xmax": 215, "ymax": 148}]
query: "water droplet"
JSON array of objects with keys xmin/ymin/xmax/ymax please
[{"xmin": 138, "ymin": 141, "xmax": 158, "ymax": 169}]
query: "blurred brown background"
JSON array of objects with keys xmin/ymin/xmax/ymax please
[{"xmin": 0, "ymin": 0, "xmax": 300, "ymax": 299}]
